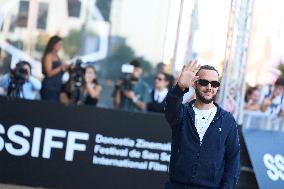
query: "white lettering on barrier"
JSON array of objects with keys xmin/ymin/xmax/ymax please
[
  {"xmin": 129, "ymin": 149, "xmax": 141, "ymax": 158},
  {"xmin": 0, "ymin": 124, "xmax": 89, "ymax": 161},
  {"xmin": 0, "ymin": 124, "xmax": 170, "ymax": 172},
  {"xmin": 31, "ymin": 127, "xmax": 42, "ymax": 157},
  {"xmin": 160, "ymin": 152, "xmax": 171, "ymax": 162},
  {"xmin": 65, "ymin": 131, "xmax": 89, "ymax": 161},
  {"xmin": 93, "ymin": 155, "xmax": 148, "ymax": 170},
  {"xmin": 142, "ymin": 150, "xmax": 159, "ymax": 160},
  {"xmin": 92, "ymin": 134, "xmax": 170, "ymax": 172},
  {"xmin": 148, "ymin": 161, "xmax": 168, "ymax": 172},
  {"xmin": 5, "ymin": 124, "xmax": 30, "ymax": 156},
  {"xmin": 94, "ymin": 145, "xmax": 128, "ymax": 157},
  {"xmin": 0, "ymin": 123, "xmax": 5, "ymax": 151},
  {"xmin": 42, "ymin": 129, "xmax": 66, "ymax": 159},
  {"xmin": 135, "ymin": 139, "xmax": 171, "ymax": 151},
  {"xmin": 263, "ymin": 153, "xmax": 284, "ymax": 181},
  {"xmin": 275, "ymin": 154, "xmax": 284, "ymax": 181},
  {"xmin": 95, "ymin": 134, "xmax": 135, "ymax": 147}
]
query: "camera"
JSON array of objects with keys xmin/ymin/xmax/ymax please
[
  {"xmin": 65, "ymin": 59, "xmax": 85, "ymax": 103},
  {"xmin": 11, "ymin": 63, "xmax": 29, "ymax": 84},
  {"xmin": 8, "ymin": 61, "xmax": 31, "ymax": 97},
  {"xmin": 68, "ymin": 59, "xmax": 84, "ymax": 87},
  {"xmin": 120, "ymin": 63, "xmax": 138, "ymax": 91},
  {"xmin": 74, "ymin": 59, "xmax": 84, "ymax": 87},
  {"xmin": 121, "ymin": 75, "xmax": 138, "ymax": 91}
]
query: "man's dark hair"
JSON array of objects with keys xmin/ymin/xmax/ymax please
[
  {"xmin": 197, "ymin": 65, "xmax": 219, "ymax": 76},
  {"xmin": 129, "ymin": 59, "xmax": 141, "ymax": 68},
  {"xmin": 16, "ymin": 60, "xmax": 32, "ymax": 72},
  {"xmin": 275, "ymin": 77, "xmax": 284, "ymax": 87}
]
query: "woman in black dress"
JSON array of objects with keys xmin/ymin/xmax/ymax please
[{"xmin": 40, "ymin": 35, "xmax": 68, "ymax": 102}]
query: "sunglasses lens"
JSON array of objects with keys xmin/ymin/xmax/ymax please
[
  {"xmin": 211, "ymin": 81, "xmax": 220, "ymax": 88},
  {"xmin": 198, "ymin": 79, "xmax": 209, "ymax": 86},
  {"xmin": 197, "ymin": 79, "xmax": 220, "ymax": 88},
  {"xmin": 155, "ymin": 77, "xmax": 162, "ymax": 81}
]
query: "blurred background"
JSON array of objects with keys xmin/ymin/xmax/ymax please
[
  {"xmin": 1, "ymin": 0, "xmax": 284, "ymax": 188},
  {"xmin": 1, "ymin": 0, "xmax": 284, "ymax": 115},
  {"xmin": 1, "ymin": 0, "xmax": 284, "ymax": 78}
]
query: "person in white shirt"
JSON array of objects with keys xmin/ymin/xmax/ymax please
[
  {"xmin": 260, "ymin": 77, "xmax": 284, "ymax": 116},
  {"xmin": 147, "ymin": 72, "xmax": 170, "ymax": 113},
  {"xmin": 164, "ymin": 62, "xmax": 240, "ymax": 189},
  {"xmin": 0, "ymin": 61, "xmax": 41, "ymax": 100},
  {"xmin": 244, "ymin": 86, "xmax": 261, "ymax": 111}
]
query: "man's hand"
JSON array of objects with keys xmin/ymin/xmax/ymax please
[
  {"xmin": 177, "ymin": 60, "xmax": 201, "ymax": 91},
  {"xmin": 260, "ymin": 97, "xmax": 273, "ymax": 112},
  {"xmin": 124, "ymin": 90, "xmax": 135, "ymax": 99},
  {"xmin": 262, "ymin": 98, "xmax": 272, "ymax": 107},
  {"xmin": 84, "ymin": 74, "xmax": 93, "ymax": 84}
]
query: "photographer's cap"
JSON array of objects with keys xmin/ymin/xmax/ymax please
[{"xmin": 129, "ymin": 59, "xmax": 141, "ymax": 68}]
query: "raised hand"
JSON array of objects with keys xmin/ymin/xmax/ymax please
[{"xmin": 177, "ymin": 60, "xmax": 201, "ymax": 91}]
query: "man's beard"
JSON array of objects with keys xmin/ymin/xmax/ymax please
[{"xmin": 195, "ymin": 88, "xmax": 217, "ymax": 104}]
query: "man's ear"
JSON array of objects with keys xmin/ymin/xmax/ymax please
[
  {"xmin": 192, "ymin": 81, "xmax": 197, "ymax": 89},
  {"xmin": 192, "ymin": 76, "xmax": 199, "ymax": 89}
]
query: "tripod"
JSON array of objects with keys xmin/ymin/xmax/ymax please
[{"xmin": 7, "ymin": 79, "xmax": 25, "ymax": 98}]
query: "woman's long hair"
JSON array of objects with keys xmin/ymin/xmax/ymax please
[
  {"xmin": 83, "ymin": 65, "xmax": 99, "ymax": 85},
  {"xmin": 41, "ymin": 35, "xmax": 62, "ymax": 72}
]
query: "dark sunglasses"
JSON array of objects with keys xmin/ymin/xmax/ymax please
[
  {"xmin": 155, "ymin": 76, "xmax": 164, "ymax": 81},
  {"xmin": 196, "ymin": 79, "xmax": 220, "ymax": 88}
]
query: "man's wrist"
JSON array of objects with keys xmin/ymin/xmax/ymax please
[
  {"xmin": 177, "ymin": 82, "xmax": 187, "ymax": 91},
  {"xmin": 172, "ymin": 84, "xmax": 189, "ymax": 97}
]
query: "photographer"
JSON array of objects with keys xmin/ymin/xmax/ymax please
[
  {"xmin": 60, "ymin": 64, "xmax": 101, "ymax": 106},
  {"xmin": 113, "ymin": 59, "xmax": 150, "ymax": 112},
  {"xmin": 0, "ymin": 61, "xmax": 41, "ymax": 99}
]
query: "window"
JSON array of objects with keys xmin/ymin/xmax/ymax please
[
  {"xmin": 9, "ymin": 15, "xmax": 17, "ymax": 32},
  {"xmin": 37, "ymin": 2, "xmax": 48, "ymax": 30},
  {"xmin": 95, "ymin": 0, "xmax": 112, "ymax": 22},
  {"xmin": 17, "ymin": 1, "xmax": 29, "ymax": 27},
  {"xmin": 67, "ymin": 0, "xmax": 81, "ymax": 17}
]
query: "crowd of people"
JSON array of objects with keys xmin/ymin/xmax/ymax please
[
  {"xmin": 244, "ymin": 77, "xmax": 284, "ymax": 118},
  {"xmin": 0, "ymin": 35, "xmax": 179, "ymax": 114},
  {"xmin": 2, "ymin": 35, "xmax": 284, "ymax": 117}
]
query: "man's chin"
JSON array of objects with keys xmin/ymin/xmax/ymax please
[
  {"xmin": 201, "ymin": 100, "xmax": 213, "ymax": 104},
  {"xmin": 195, "ymin": 89, "xmax": 216, "ymax": 104},
  {"xmin": 200, "ymin": 96, "xmax": 214, "ymax": 104}
]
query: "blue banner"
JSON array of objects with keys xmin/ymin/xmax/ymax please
[{"xmin": 242, "ymin": 128, "xmax": 284, "ymax": 189}]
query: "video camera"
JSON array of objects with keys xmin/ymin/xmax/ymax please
[
  {"xmin": 66, "ymin": 59, "xmax": 85, "ymax": 103},
  {"xmin": 69, "ymin": 59, "xmax": 84, "ymax": 87},
  {"xmin": 120, "ymin": 64, "xmax": 138, "ymax": 91}
]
